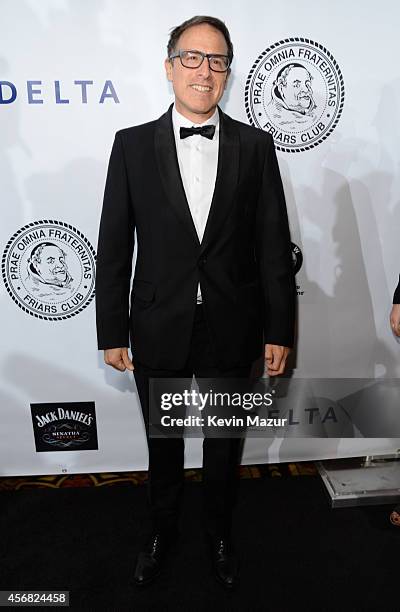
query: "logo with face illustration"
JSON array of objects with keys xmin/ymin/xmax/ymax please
[
  {"xmin": 2, "ymin": 220, "xmax": 96, "ymax": 320},
  {"xmin": 245, "ymin": 38, "xmax": 344, "ymax": 152},
  {"xmin": 27, "ymin": 242, "xmax": 72, "ymax": 290}
]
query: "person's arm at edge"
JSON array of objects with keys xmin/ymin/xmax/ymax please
[{"xmin": 390, "ymin": 275, "xmax": 400, "ymax": 337}]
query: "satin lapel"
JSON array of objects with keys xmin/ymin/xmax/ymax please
[
  {"xmin": 200, "ymin": 108, "xmax": 240, "ymax": 253},
  {"xmin": 154, "ymin": 105, "xmax": 200, "ymax": 245}
]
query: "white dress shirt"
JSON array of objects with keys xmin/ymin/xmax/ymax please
[{"xmin": 172, "ymin": 105, "xmax": 219, "ymax": 303}]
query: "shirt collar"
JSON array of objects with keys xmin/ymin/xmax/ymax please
[{"xmin": 172, "ymin": 105, "xmax": 219, "ymax": 133}]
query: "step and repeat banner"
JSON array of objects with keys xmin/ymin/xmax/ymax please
[{"xmin": 1, "ymin": 0, "xmax": 399, "ymax": 475}]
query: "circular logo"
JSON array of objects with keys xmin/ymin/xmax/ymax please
[
  {"xmin": 2, "ymin": 220, "xmax": 96, "ymax": 320},
  {"xmin": 291, "ymin": 242, "xmax": 303, "ymax": 275},
  {"xmin": 245, "ymin": 38, "xmax": 344, "ymax": 152}
]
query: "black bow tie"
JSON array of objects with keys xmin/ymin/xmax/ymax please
[{"xmin": 179, "ymin": 125, "xmax": 216, "ymax": 140}]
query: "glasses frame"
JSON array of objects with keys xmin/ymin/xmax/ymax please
[{"xmin": 169, "ymin": 49, "xmax": 231, "ymax": 73}]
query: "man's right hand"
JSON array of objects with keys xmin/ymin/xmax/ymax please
[{"xmin": 104, "ymin": 347, "xmax": 134, "ymax": 372}]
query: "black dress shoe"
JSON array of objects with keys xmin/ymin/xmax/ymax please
[
  {"xmin": 209, "ymin": 536, "xmax": 238, "ymax": 590},
  {"xmin": 133, "ymin": 532, "xmax": 171, "ymax": 587}
]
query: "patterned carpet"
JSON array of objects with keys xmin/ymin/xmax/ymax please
[{"xmin": 0, "ymin": 462, "xmax": 317, "ymax": 490}]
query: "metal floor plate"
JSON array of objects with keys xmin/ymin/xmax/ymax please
[{"xmin": 317, "ymin": 456, "xmax": 400, "ymax": 507}]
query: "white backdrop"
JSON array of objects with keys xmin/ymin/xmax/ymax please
[{"xmin": 1, "ymin": 0, "xmax": 399, "ymax": 476}]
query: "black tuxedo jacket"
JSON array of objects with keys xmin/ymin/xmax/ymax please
[{"xmin": 96, "ymin": 105, "xmax": 296, "ymax": 370}]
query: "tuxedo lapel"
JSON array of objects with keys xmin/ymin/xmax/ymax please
[
  {"xmin": 200, "ymin": 108, "xmax": 239, "ymax": 253},
  {"xmin": 154, "ymin": 105, "xmax": 200, "ymax": 245},
  {"xmin": 154, "ymin": 105, "xmax": 240, "ymax": 251}
]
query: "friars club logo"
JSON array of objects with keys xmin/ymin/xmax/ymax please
[
  {"xmin": 2, "ymin": 220, "xmax": 96, "ymax": 320},
  {"xmin": 291, "ymin": 242, "xmax": 303, "ymax": 275},
  {"xmin": 245, "ymin": 38, "xmax": 344, "ymax": 152},
  {"xmin": 31, "ymin": 402, "xmax": 98, "ymax": 452}
]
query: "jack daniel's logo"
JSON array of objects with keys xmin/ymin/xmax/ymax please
[
  {"xmin": 35, "ymin": 407, "xmax": 94, "ymax": 428},
  {"xmin": 31, "ymin": 402, "xmax": 98, "ymax": 452}
]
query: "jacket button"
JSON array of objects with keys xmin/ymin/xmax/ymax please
[{"xmin": 198, "ymin": 257, "xmax": 207, "ymax": 268}]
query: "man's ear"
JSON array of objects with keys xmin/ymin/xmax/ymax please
[{"xmin": 165, "ymin": 58, "xmax": 173, "ymax": 82}]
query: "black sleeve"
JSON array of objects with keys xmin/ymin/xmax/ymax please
[
  {"xmin": 394, "ymin": 275, "xmax": 400, "ymax": 304},
  {"xmin": 95, "ymin": 131, "xmax": 135, "ymax": 349},
  {"xmin": 256, "ymin": 135, "xmax": 296, "ymax": 348}
]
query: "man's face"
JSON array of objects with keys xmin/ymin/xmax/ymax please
[
  {"xmin": 165, "ymin": 24, "xmax": 229, "ymax": 123},
  {"xmin": 279, "ymin": 66, "xmax": 313, "ymax": 111},
  {"xmin": 35, "ymin": 245, "xmax": 68, "ymax": 284}
]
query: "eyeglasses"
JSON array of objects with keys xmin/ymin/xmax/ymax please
[{"xmin": 169, "ymin": 49, "xmax": 230, "ymax": 73}]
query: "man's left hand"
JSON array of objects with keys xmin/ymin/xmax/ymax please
[
  {"xmin": 390, "ymin": 303, "xmax": 400, "ymax": 337},
  {"xmin": 265, "ymin": 344, "xmax": 290, "ymax": 376}
]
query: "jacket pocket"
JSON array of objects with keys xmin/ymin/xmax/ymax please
[{"xmin": 131, "ymin": 279, "xmax": 155, "ymax": 308}]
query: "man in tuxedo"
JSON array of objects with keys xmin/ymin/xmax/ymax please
[{"xmin": 96, "ymin": 15, "xmax": 296, "ymax": 589}]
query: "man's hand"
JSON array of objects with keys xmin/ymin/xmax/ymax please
[
  {"xmin": 104, "ymin": 347, "xmax": 134, "ymax": 372},
  {"xmin": 265, "ymin": 344, "xmax": 290, "ymax": 376},
  {"xmin": 390, "ymin": 304, "xmax": 400, "ymax": 337}
]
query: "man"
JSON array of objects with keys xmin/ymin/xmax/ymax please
[
  {"xmin": 96, "ymin": 15, "xmax": 295, "ymax": 589},
  {"xmin": 389, "ymin": 276, "xmax": 400, "ymax": 526},
  {"xmin": 268, "ymin": 63, "xmax": 316, "ymax": 127}
]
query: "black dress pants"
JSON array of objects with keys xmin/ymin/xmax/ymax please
[{"xmin": 133, "ymin": 304, "xmax": 252, "ymax": 538}]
